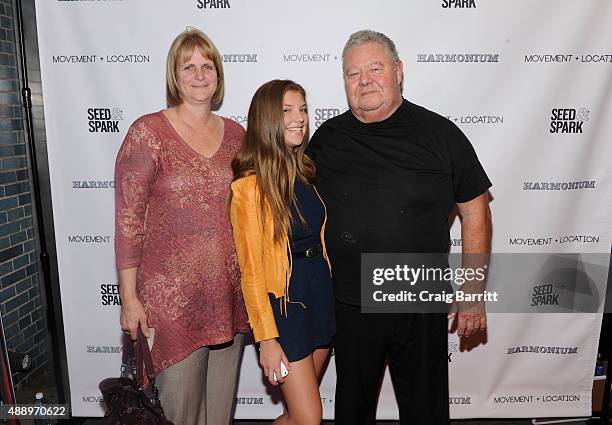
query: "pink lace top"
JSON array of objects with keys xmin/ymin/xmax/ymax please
[{"xmin": 115, "ymin": 112, "xmax": 249, "ymax": 373}]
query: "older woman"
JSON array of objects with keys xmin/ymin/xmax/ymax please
[{"xmin": 115, "ymin": 28, "xmax": 248, "ymax": 425}]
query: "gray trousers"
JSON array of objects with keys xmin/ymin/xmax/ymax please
[{"xmin": 156, "ymin": 333, "xmax": 245, "ymax": 425}]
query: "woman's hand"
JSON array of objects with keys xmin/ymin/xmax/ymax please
[
  {"xmin": 259, "ymin": 339, "xmax": 291, "ymax": 385},
  {"xmin": 118, "ymin": 268, "xmax": 149, "ymax": 340},
  {"xmin": 120, "ymin": 297, "xmax": 149, "ymax": 341}
]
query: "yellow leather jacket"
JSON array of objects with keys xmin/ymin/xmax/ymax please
[{"xmin": 230, "ymin": 174, "xmax": 331, "ymax": 342}]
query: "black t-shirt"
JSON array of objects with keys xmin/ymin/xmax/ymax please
[{"xmin": 307, "ymin": 99, "xmax": 492, "ymax": 305}]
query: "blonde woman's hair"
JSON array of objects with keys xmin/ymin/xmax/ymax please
[{"xmin": 166, "ymin": 27, "xmax": 224, "ymax": 107}]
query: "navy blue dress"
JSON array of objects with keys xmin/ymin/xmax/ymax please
[{"xmin": 269, "ymin": 180, "xmax": 336, "ymax": 362}]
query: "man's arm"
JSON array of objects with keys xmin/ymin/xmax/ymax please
[
  {"xmin": 458, "ymin": 192, "xmax": 491, "ymax": 253},
  {"xmin": 453, "ymin": 192, "xmax": 492, "ymax": 337}
]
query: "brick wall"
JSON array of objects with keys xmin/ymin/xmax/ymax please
[{"xmin": 0, "ymin": 0, "xmax": 47, "ymax": 385}]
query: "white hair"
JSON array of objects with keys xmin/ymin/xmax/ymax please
[{"xmin": 342, "ymin": 29, "xmax": 400, "ymax": 66}]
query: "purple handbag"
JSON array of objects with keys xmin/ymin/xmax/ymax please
[{"xmin": 99, "ymin": 329, "xmax": 173, "ymax": 425}]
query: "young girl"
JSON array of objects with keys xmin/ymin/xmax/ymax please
[{"xmin": 230, "ymin": 80, "xmax": 335, "ymax": 424}]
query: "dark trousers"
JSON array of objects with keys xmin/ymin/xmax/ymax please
[{"xmin": 334, "ymin": 301, "xmax": 450, "ymax": 425}]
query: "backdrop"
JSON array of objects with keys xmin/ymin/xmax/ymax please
[{"xmin": 33, "ymin": 0, "xmax": 612, "ymax": 419}]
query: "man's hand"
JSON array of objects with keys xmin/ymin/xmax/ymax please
[
  {"xmin": 449, "ymin": 301, "xmax": 486, "ymax": 338},
  {"xmin": 455, "ymin": 192, "xmax": 491, "ymax": 338}
]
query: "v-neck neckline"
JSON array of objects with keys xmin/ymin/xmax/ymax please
[{"xmin": 159, "ymin": 110, "xmax": 226, "ymax": 160}]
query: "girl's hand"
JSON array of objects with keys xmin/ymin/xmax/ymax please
[{"xmin": 259, "ymin": 339, "xmax": 291, "ymax": 385}]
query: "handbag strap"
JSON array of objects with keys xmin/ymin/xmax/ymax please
[
  {"xmin": 120, "ymin": 329, "xmax": 155, "ymax": 385},
  {"xmin": 135, "ymin": 328, "xmax": 156, "ymax": 385},
  {"xmin": 118, "ymin": 329, "xmax": 162, "ymax": 406},
  {"xmin": 121, "ymin": 332, "xmax": 136, "ymax": 376},
  {"xmin": 135, "ymin": 329, "xmax": 162, "ymax": 404}
]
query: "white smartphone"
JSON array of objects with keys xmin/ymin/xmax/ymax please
[{"xmin": 272, "ymin": 361, "xmax": 289, "ymax": 382}]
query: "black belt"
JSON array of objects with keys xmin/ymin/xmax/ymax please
[{"xmin": 292, "ymin": 243, "xmax": 323, "ymax": 258}]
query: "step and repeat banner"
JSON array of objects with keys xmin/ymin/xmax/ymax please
[{"xmin": 34, "ymin": 0, "xmax": 611, "ymax": 419}]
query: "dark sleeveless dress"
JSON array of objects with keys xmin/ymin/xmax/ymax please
[{"xmin": 268, "ymin": 180, "xmax": 336, "ymax": 362}]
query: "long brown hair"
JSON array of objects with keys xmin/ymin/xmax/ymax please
[{"xmin": 231, "ymin": 80, "xmax": 315, "ymax": 243}]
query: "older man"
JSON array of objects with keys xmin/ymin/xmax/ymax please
[{"xmin": 307, "ymin": 30, "xmax": 492, "ymax": 425}]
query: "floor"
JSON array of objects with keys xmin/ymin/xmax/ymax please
[
  {"xmin": 76, "ymin": 418, "xmax": 594, "ymax": 425},
  {"xmin": 15, "ymin": 369, "xmax": 603, "ymax": 425}
]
